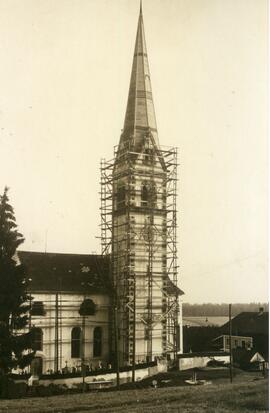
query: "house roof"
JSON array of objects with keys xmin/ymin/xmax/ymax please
[
  {"xmin": 221, "ymin": 311, "xmax": 269, "ymax": 336},
  {"xmin": 250, "ymin": 352, "xmax": 265, "ymax": 363},
  {"xmin": 212, "ymin": 335, "xmax": 252, "ymax": 342},
  {"xmin": 17, "ymin": 250, "xmax": 184, "ymax": 297},
  {"xmin": 177, "ymin": 351, "xmax": 229, "ymax": 359},
  {"xmin": 18, "ymin": 251, "xmax": 111, "ymax": 294}
]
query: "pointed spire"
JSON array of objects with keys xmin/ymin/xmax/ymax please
[{"xmin": 120, "ymin": 3, "xmax": 159, "ymax": 150}]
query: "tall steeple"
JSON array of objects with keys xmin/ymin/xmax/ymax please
[
  {"xmin": 106, "ymin": 3, "xmax": 181, "ymax": 367},
  {"xmin": 120, "ymin": 3, "xmax": 159, "ymax": 150}
]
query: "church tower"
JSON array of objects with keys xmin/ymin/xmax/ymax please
[{"xmin": 101, "ymin": 4, "xmax": 182, "ymax": 367}]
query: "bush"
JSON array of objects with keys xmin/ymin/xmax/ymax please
[
  {"xmin": 0, "ymin": 376, "xmax": 9, "ymax": 399},
  {"xmin": 15, "ymin": 382, "xmax": 28, "ymax": 398},
  {"xmin": 30, "ymin": 386, "xmax": 40, "ymax": 397},
  {"xmin": 0, "ymin": 380, "xmax": 28, "ymax": 399},
  {"xmin": 36, "ymin": 385, "xmax": 52, "ymax": 397},
  {"xmin": 48, "ymin": 384, "xmax": 64, "ymax": 395}
]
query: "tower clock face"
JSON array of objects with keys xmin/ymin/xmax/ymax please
[{"xmin": 141, "ymin": 218, "xmax": 157, "ymax": 243}]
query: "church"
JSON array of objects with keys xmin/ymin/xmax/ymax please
[{"xmin": 18, "ymin": 4, "xmax": 183, "ymax": 375}]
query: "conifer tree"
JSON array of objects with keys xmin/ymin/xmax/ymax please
[{"xmin": 0, "ymin": 187, "xmax": 34, "ymax": 375}]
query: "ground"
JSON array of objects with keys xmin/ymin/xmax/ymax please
[{"xmin": 0, "ymin": 369, "xmax": 268, "ymax": 413}]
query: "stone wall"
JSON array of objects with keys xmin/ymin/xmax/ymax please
[{"xmin": 178, "ymin": 353, "xmax": 230, "ymax": 371}]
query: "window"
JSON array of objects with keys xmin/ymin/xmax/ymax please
[
  {"xmin": 141, "ymin": 184, "xmax": 148, "ymax": 203},
  {"xmin": 71, "ymin": 327, "xmax": 82, "ymax": 358},
  {"xmin": 93, "ymin": 327, "xmax": 102, "ymax": 357},
  {"xmin": 141, "ymin": 182, "xmax": 157, "ymax": 207},
  {"xmin": 79, "ymin": 299, "xmax": 96, "ymax": 316},
  {"xmin": 32, "ymin": 328, "xmax": 43, "ymax": 351},
  {"xmin": 143, "ymin": 147, "xmax": 155, "ymax": 165},
  {"xmin": 117, "ymin": 182, "xmax": 126, "ymax": 206},
  {"xmin": 31, "ymin": 301, "xmax": 46, "ymax": 316},
  {"xmin": 242, "ymin": 340, "xmax": 246, "ymax": 349},
  {"xmin": 144, "ymin": 327, "xmax": 150, "ymax": 340}
]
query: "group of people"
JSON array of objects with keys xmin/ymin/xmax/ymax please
[{"xmin": 45, "ymin": 361, "xmax": 113, "ymax": 376}]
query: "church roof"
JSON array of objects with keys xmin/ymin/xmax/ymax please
[
  {"xmin": 119, "ymin": 4, "xmax": 159, "ymax": 151},
  {"xmin": 18, "ymin": 251, "xmax": 111, "ymax": 294},
  {"xmin": 164, "ymin": 276, "xmax": 185, "ymax": 296}
]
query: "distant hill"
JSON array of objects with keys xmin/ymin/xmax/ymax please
[{"xmin": 182, "ymin": 303, "xmax": 268, "ymax": 317}]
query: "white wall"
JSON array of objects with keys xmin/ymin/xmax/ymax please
[
  {"xmin": 29, "ymin": 291, "xmax": 111, "ymax": 373},
  {"xmin": 178, "ymin": 355, "xmax": 230, "ymax": 371}
]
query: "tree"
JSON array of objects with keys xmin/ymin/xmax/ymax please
[{"xmin": 0, "ymin": 187, "xmax": 34, "ymax": 375}]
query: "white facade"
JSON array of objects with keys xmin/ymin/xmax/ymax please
[
  {"xmin": 28, "ymin": 291, "xmax": 110, "ymax": 374},
  {"xmin": 222, "ymin": 335, "xmax": 253, "ymax": 352}
]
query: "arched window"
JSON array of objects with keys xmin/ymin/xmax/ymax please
[
  {"xmin": 71, "ymin": 327, "xmax": 82, "ymax": 358},
  {"xmin": 93, "ymin": 327, "xmax": 102, "ymax": 357},
  {"xmin": 141, "ymin": 182, "xmax": 157, "ymax": 207},
  {"xmin": 32, "ymin": 328, "xmax": 43, "ymax": 351}
]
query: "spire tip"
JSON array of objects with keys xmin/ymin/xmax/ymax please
[{"xmin": 140, "ymin": 0, "xmax": 142, "ymax": 15}]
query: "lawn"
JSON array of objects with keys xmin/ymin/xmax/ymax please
[{"xmin": 0, "ymin": 370, "xmax": 268, "ymax": 413}]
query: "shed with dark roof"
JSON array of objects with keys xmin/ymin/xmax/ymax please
[
  {"xmin": 221, "ymin": 311, "xmax": 268, "ymax": 336},
  {"xmin": 220, "ymin": 310, "xmax": 269, "ymax": 358}
]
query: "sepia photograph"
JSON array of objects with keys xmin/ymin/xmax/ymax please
[{"xmin": 0, "ymin": 0, "xmax": 268, "ymax": 411}]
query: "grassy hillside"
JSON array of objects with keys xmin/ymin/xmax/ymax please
[{"xmin": 0, "ymin": 371, "xmax": 268, "ymax": 413}]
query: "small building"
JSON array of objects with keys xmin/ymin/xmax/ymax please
[
  {"xmin": 220, "ymin": 309, "xmax": 268, "ymax": 357},
  {"xmin": 212, "ymin": 335, "xmax": 253, "ymax": 352},
  {"xmin": 221, "ymin": 309, "xmax": 268, "ymax": 336}
]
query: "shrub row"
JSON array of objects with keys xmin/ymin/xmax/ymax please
[{"xmin": 0, "ymin": 378, "xmax": 88, "ymax": 399}]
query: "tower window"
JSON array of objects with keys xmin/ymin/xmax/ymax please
[
  {"xmin": 141, "ymin": 184, "xmax": 148, "ymax": 203},
  {"xmin": 117, "ymin": 181, "xmax": 126, "ymax": 206},
  {"xmin": 143, "ymin": 147, "xmax": 155, "ymax": 164},
  {"xmin": 71, "ymin": 327, "xmax": 82, "ymax": 358},
  {"xmin": 141, "ymin": 182, "xmax": 157, "ymax": 207},
  {"xmin": 93, "ymin": 327, "xmax": 102, "ymax": 357}
]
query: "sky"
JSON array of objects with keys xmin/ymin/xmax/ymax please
[{"xmin": 0, "ymin": 0, "xmax": 268, "ymax": 303}]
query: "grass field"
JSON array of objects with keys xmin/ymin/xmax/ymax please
[{"xmin": 0, "ymin": 370, "xmax": 268, "ymax": 413}]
